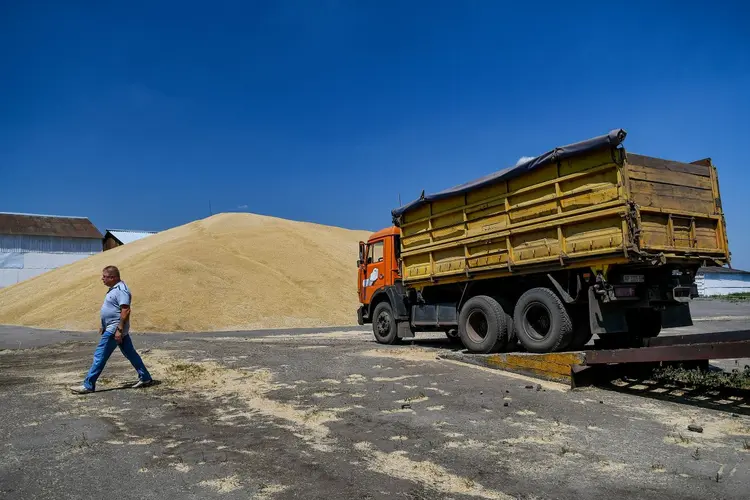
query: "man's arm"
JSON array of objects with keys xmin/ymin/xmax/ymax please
[{"xmin": 115, "ymin": 305, "xmax": 131, "ymax": 343}]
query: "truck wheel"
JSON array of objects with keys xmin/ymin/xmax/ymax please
[
  {"xmin": 626, "ymin": 308, "xmax": 662, "ymax": 338},
  {"xmin": 513, "ymin": 287, "xmax": 573, "ymax": 353},
  {"xmin": 458, "ymin": 296, "xmax": 508, "ymax": 354},
  {"xmin": 372, "ymin": 302, "xmax": 400, "ymax": 345}
]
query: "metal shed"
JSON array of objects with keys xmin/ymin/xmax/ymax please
[
  {"xmin": 103, "ymin": 229, "xmax": 157, "ymax": 250},
  {"xmin": 695, "ymin": 266, "xmax": 750, "ymax": 297},
  {"xmin": 0, "ymin": 212, "xmax": 103, "ymax": 288}
]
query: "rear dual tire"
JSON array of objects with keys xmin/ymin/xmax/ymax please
[
  {"xmin": 458, "ymin": 296, "xmax": 511, "ymax": 354},
  {"xmin": 514, "ymin": 287, "xmax": 573, "ymax": 353}
]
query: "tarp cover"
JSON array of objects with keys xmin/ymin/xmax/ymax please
[{"xmin": 392, "ymin": 129, "xmax": 627, "ymax": 221}]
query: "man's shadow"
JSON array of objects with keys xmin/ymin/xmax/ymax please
[{"xmin": 91, "ymin": 379, "xmax": 162, "ymax": 392}]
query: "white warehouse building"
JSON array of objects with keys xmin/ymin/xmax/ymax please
[
  {"xmin": 0, "ymin": 212, "xmax": 103, "ymax": 289},
  {"xmin": 695, "ymin": 266, "xmax": 750, "ymax": 297}
]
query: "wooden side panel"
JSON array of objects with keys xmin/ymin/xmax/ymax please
[
  {"xmin": 625, "ymin": 154, "xmax": 728, "ymax": 260},
  {"xmin": 399, "ymin": 148, "xmax": 630, "ymax": 284}
]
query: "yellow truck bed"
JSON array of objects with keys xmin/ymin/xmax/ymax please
[{"xmin": 394, "ymin": 130, "xmax": 729, "ymax": 287}]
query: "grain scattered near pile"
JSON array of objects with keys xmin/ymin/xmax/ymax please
[{"xmin": 0, "ymin": 213, "xmax": 371, "ymax": 332}]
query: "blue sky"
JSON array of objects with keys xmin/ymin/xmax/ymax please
[{"xmin": 2, "ymin": 1, "xmax": 749, "ymax": 269}]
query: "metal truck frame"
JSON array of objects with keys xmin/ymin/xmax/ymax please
[{"xmin": 356, "ymin": 129, "xmax": 730, "ymax": 354}]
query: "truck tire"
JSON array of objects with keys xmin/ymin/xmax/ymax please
[
  {"xmin": 513, "ymin": 287, "xmax": 573, "ymax": 353},
  {"xmin": 458, "ymin": 295, "xmax": 508, "ymax": 354},
  {"xmin": 626, "ymin": 308, "xmax": 662, "ymax": 338},
  {"xmin": 372, "ymin": 302, "xmax": 400, "ymax": 345}
]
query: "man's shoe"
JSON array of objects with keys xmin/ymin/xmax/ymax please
[
  {"xmin": 131, "ymin": 379, "xmax": 153, "ymax": 389},
  {"xmin": 70, "ymin": 385, "xmax": 94, "ymax": 394}
]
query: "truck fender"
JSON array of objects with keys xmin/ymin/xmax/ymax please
[
  {"xmin": 546, "ymin": 274, "xmax": 575, "ymax": 304},
  {"xmin": 369, "ymin": 287, "xmax": 410, "ymax": 322}
]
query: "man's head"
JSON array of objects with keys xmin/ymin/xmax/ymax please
[{"xmin": 101, "ymin": 266, "xmax": 121, "ymax": 287}]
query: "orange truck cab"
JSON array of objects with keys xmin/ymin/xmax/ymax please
[{"xmin": 356, "ymin": 227, "xmax": 412, "ymax": 341}]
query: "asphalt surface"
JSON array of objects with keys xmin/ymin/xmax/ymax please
[{"xmin": 1, "ymin": 299, "xmax": 750, "ymax": 499}]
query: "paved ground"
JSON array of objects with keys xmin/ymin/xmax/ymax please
[{"xmin": 1, "ymin": 299, "xmax": 750, "ymax": 499}]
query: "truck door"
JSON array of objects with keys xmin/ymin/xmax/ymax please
[{"xmin": 362, "ymin": 239, "xmax": 386, "ymax": 305}]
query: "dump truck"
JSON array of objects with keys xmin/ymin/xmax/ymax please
[{"xmin": 356, "ymin": 129, "xmax": 730, "ymax": 354}]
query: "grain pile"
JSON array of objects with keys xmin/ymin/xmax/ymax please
[{"xmin": 0, "ymin": 213, "xmax": 372, "ymax": 332}]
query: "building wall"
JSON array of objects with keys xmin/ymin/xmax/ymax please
[
  {"xmin": 103, "ymin": 235, "xmax": 121, "ymax": 251},
  {"xmin": 0, "ymin": 235, "xmax": 101, "ymax": 288},
  {"xmin": 696, "ymin": 272, "xmax": 750, "ymax": 297}
]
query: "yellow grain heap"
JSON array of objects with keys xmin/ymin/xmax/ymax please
[{"xmin": 0, "ymin": 213, "xmax": 372, "ymax": 332}]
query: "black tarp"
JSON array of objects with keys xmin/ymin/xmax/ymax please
[{"xmin": 391, "ymin": 129, "xmax": 627, "ymax": 222}]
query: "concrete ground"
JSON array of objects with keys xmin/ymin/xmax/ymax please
[{"xmin": 1, "ymin": 299, "xmax": 749, "ymax": 499}]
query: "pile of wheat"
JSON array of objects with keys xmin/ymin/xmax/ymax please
[{"xmin": 0, "ymin": 213, "xmax": 372, "ymax": 332}]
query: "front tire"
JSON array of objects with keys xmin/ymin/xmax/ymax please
[
  {"xmin": 372, "ymin": 302, "xmax": 399, "ymax": 345},
  {"xmin": 513, "ymin": 287, "xmax": 573, "ymax": 353},
  {"xmin": 458, "ymin": 295, "xmax": 508, "ymax": 354}
]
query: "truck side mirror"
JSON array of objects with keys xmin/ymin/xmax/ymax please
[{"xmin": 358, "ymin": 241, "xmax": 365, "ymax": 268}]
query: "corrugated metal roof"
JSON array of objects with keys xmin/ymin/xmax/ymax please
[
  {"xmin": 105, "ymin": 229, "xmax": 157, "ymax": 245},
  {"xmin": 697, "ymin": 266, "xmax": 750, "ymax": 276},
  {"xmin": 0, "ymin": 212, "xmax": 102, "ymax": 239}
]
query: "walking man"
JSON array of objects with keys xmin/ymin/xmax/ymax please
[{"xmin": 71, "ymin": 266, "xmax": 153, "ymax": 394}]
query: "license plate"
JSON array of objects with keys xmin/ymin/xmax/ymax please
[{"xmin": 622, "ymin": 274, "xmax": 645, "ymax": 283}]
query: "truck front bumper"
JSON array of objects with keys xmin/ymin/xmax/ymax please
[{"xmin": 357, "ymin": 306, "xmax": 367, "ymax": 325}]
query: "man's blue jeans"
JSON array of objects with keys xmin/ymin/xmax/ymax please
[{"xmin": 83, "ymin": 331, "xmax": 152, "ymax": 390}]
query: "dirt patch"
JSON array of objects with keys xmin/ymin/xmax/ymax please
[
  {"xmin": 312, "ymin": 391, "xmax": 341, "ymax": 398},
  {"xmin": 353, "ymin": 441, "xmax": 512, "ymax": 499},
  {"xmin": 360, "ymin": 348, "xmax": 438, "ymax": 362},
  {"xmin": 372, "ymin": 375, "xmax": 422, "ymax": 382},
  {"xmin": 255, "ymin": 484, "xmax": 289, "ymax": 499},
  {"xmin": 144, "ymin": 350, "xmax": 341, "ymax": 451},
  {"xmin": 199, "ymin": 474, "xmax": 242, "ymax": 493}
]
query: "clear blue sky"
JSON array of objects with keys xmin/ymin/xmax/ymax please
[{"xmin": 2, "ymin": 1, "xmax": 749, "ymax": 269}]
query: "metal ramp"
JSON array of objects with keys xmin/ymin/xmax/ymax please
[{"xmin": 438, "ymin": 330, "xmax": 750, "ymax": 388}]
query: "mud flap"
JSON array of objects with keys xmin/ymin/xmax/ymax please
[
  {"xmin": 588, "ymin": 287, "xmax": 627, "ymax": 335},
  {"xmin": 661, "ymin": 303, "xmax": 693, "ymax": 328},
  {"xmin": 397, "ymin": 321, "xmax": 414, "ymax": 339}
]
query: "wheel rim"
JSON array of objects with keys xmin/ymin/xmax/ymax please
[
  {"xmin": 523, "ymin": 303, "xmax": 552, "ymax": 341},
  {"xmin": 376, "ymin": 311, "xmax": 391, "ymax": 337},
  {"xmin": 466, "ymin": 310, "xmax": 489, "ymax": 343}
]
